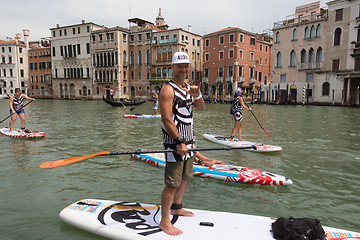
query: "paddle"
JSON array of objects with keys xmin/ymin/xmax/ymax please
[
  {"xmin": 120, "ymin": 101, "xmax": 127, "ymax": 109},
  {"xmin": 243, "ymin": 101, "xmax": 271, "ymax": 138},
  {"xmin": 0, "ymin": 100, "xmax": 33, "ymax": 124},
  {"xmin": 39, "ymin": 146, "xmax": 257, "ymax": 169},
  {"xmin": 130, "ymin": 99, "xmax": 148, "ymax": 111}
]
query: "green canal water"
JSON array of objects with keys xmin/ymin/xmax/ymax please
[{"xmin": 0, "ymin": 99, "xmax": 359, "ymax": 239}]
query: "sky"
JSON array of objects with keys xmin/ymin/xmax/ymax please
[{"xmin": 1, "ymin": 0, "xmax": 329, "ymax": 41}]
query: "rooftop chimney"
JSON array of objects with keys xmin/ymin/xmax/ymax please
[
  {"xmin": 56, "ymin": 24, "xmax": 60, "ymax": 28},
  {"xmin": 82, "ymin": 20, "xmax": 85, "ymax": 24},
  {"xmin": 23, "ymin": 29, "xmax": 30, "ymax": 50},
  {"xmin": 188, "ymin": 25, "xmax": 192, "ymax": 33}
]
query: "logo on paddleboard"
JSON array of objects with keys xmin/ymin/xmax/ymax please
[
  {"xmin": 97, "ymin": 202, "xmax": 178, "ymax": 236},
  {"xmin": 240, "ymin": 169, "xmax": 262, "ymax": 179}
]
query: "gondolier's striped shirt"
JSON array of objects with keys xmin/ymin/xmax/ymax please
[{"xmin": 161, "ymin": 80, "xmax": 194, "ymax": 162}]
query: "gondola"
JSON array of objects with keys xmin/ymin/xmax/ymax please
[{"xmin": 102, "ymin": 95, "xmax": 147, "ymax": 107}]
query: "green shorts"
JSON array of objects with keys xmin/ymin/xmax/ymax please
[{"xmin": 164, "ymin": 156, "xmax": 194, "ymax": 188}]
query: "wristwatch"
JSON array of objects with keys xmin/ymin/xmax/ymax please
[
  {"xmin": 174, "ymin": 136, "xmax": 186, "ymax": 145},
  {"xmin": 194, "ymin": 92, "xmax": 202, "ymax": 100}
]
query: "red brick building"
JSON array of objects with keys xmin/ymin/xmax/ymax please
[
  {"xmin": 202, "ymin": 27, "xmax": 272, "ymax": 102},
  {"xmin": 28, "ymin": 44, "xmax": 52, "ymax": 98}
]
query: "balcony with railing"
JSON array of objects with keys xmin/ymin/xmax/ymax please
[
  {"xmin": 298, "ymin": 62, "xmax": 323, "ymax": 70},
  {"xmin": 216, "ymin": 77, "xmax": 224, "ymax": 84},
  {"xmin": 351, "ymin": 41, "xmax": 360, "ymax": 57},
  {"xmin": 149, "ymin": 77, "xmax": 170, "ymax": 83},
  {"xmin": 202, "ymin": 77, "xmax": 209, "ymax": 84},
  {"xmin": 249, "ymin": 78, "xmax": 256, "ymax": 84},
  {"xmin": 238, "ymin": 76, "xmax": 245, "ymax": 83},
  {"xmin": 273, "ymin": 11, "xmax": 328, "ymax": 30},
  {"xmin": 226, "ymin": 76, "xmax": 233, "ymax": 83}
]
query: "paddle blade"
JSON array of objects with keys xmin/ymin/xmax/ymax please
[
  {"xmin": 39, "ymin": 152, "xmax": 110, "ymax": 169},
  {"xmin": 263, "ymin": 128, "xmax": 271, "ymax": 138}
]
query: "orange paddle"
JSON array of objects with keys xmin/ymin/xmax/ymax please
[{"xmin": 39, "ymin": 146, "xmax": 257, "ymax": 169}]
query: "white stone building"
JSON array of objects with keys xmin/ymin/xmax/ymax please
[
  {"xmin": 0, "ymin": 30, "xmax": 30, "ymax": 96},
  {"xmin": 50, "ymin": 20, "xmax": 103, "ymax": 99}
]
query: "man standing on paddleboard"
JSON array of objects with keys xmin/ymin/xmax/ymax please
[
  {"xmin": 159, "ymin": 52, "xmax": 205, "ymax": 235},
  {"xmin": 9, "ymin": 88, "xmax": 35, "ymax": 132}
]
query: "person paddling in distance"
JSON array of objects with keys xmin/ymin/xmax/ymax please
[
  {"xmin": 9, "ymin": 88, "xmax": 35, "ymax": 132},
  {"xmin": 159, "ymin": 52, "xmax": 205, "ymax": 235},
  {"xmin": 149, "ymin": 90, "xmax": 159, "ymax": 115},
  {"xmin": 230, "ymin": 87, "xmax": 251, "ymax": 142}
]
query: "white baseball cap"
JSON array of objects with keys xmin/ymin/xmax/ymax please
[{"xmin": 172, "ymin": 52, "xmax": 190, "ymax": 64}]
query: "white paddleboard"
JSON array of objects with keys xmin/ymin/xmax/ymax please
[
  {"xmin": 0, "ymin": 127, "xmax": 45, "ymax": 138},
  {"xmin": 203, "ymin": 133, "xmax": 282, "ymax": 153},
  {"xmin": 123, "ymin": 114, "xmax": 161, "ymax": 119},
  {"xmin": 131, "ymin": 152, "xmax": 293, "ymax": 186},
  {"xmin": 60, "ymin": 199, "xmax": 360, "ymax": 240}
]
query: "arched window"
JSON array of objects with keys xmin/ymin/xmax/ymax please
[
  {"xmin": 146, "ymin": 50, "xmax": 150, "ymax": 65},
  {"xmin": 322, "ymin": 82, "xmax": 330, "ymax": 96},
  {"xmin": 162, "ymin": 48, "xmax": 167, "ymax": 61},
  {"xmin": 157, "ymin": 49, "xmax": 161, "ymax": 61},
  {"xmin": 168, "ymin": 68, "xmax": 172, "ymax": 78},
  {"xmin": 264, "ymin": 75, "xmax": 268, "ymax": 85},
  {"xmin": 275, "ymin": 32, "xmax": 280, "ymax": 43},
  {"xmin": 123, "ymin": 71, "xmax": 126, "ymax": 81},
  {"xmin": 316, "ymin": 47, "xmax": 323, "ymax": 63},
  {"xmin": 304, "ymin": 27, "xmax": 310, "ymax": 39},
  {"xmin": 156, "ymin": 68, "xmax": 161, "ymax": 78},
  {"xmin": 334, "ymin": 28, "xmax": 342, "ymax": 46},
  {"xmin": 308, "ymin": 48, "xmax": 315, "ymax": 63},
  {"xmin": 123, "ymin": 50, "xmax": 127, "ymax": 65},
  {"xmin": 130, "ymin": 51, "xmax": 134, "ymax": 65},
  {"xmin": 290, "ymin": 50, "xmax": 296, "ymax": 67},
  {"xmin": 168, "ymin": 47, "xmax": 173, "ymax": 60},
  {"xmin": 138, "ymin": 51, "xmax": 142, "ymax": 65},
  {"xmin": 162, "ymin": 68, "xmax": 167, "ymax": 78},
  {"xmin": 310, "ymin": 25, "xmax": 316, "ymax": 39},
  {"xmin": 300, "ymin": 49, "xmax": 307, "ymax": 64},
  {"xmin": 276, "ymin": 52, "xmax": 282, "ymax": 68},
  {"xmin": 292, "ymin": 29, "xmax": 298, "ymax": 41},
  {"xmin": 316, "ymin": 24, "xmax": 321, "ymax": 38}
]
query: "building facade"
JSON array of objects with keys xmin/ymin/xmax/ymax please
[
  {"xmin": 270, "ymin": 1, "xmax": 328, "ymax": 105},
  {"xmin": 28, "ymin": 44, "xmax": 52, "ymax": 98},
  {"xmin": 0, "ymin": 29, "xmax": 30, "ymax": 96},
  {"xmin": 202, "ymin": 27, "xmax": 272, "ymax": 102},
  {"xmin": 270, "ymin": 0, "xmax": 360, "ymax": 106},
  {"xmin": 150, "ymin": 26, "xmax": 202, "ymax": 92},
  {"xmin": 91, "ymin": 26, "xmax": 129, "ymax": 100},
  {"xmin": 320, "ymin": 0, "xmax": 360, "ymax": 106},
  {"xmin": 50, "ymin": 20, "xmax": 103, "ymax": 99}
]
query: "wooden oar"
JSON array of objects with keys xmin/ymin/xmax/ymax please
[
  {"xmin": 0, "ymin": 100, "xmax": 34, "ymax": 124},
  {"xmin": 244, "ymin": 101, "xmax": 271, "ymax": 138},
  {"xmin": 39, "ymin": 146, "xmax": 257, "ymax": 169}
]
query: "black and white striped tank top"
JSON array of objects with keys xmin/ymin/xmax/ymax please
[
  {"xmin": 161, "ymin": 80, "xmax": 194, "ymax": 161},
  {"xmin": 13, "ymin": 94, "xmax": 24, "ymax": 111},
  {"xmin": 231, "ymin": 96, "xmax": 243, "ymax": 113}
]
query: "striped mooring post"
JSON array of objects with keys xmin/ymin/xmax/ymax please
[{"xmin": 302, "ymin": 85, "xmax": 306, "ymax": 106}]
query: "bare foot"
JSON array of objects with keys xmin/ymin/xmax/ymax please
[
  {"xmin": 171, "ymin": 208, "xmax": 194, "ymax": 217},
  {"xmin": 159, "ymin": 220, "xmax": 183, "ymax": 235}
]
